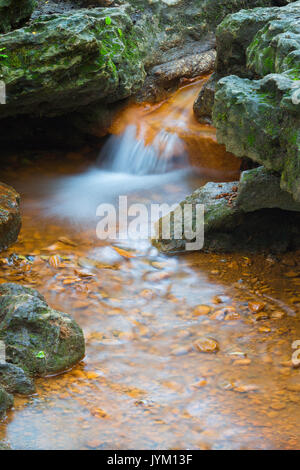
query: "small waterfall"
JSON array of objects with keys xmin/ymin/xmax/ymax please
[
  {"xmin": 40, "ymin": 80, "xmax": 223, "ymax": 222},
  {"xmin": 100, "ymin": 124, "xmax": 187, "ymax": 175}
]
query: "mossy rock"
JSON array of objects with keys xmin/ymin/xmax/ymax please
[
  {"xmin": 0, "ymin": 387, "xmax": 13, "ymax": 418},
  {"xmin": 213, "ymin": 0, "xmax": 300, "ymax": 202},
  {"xmin": 213, "ymin": 73, "xmax": 300, "ymax": 202},
  {"xmin": 0, "ymin": 0, "xmax": 36, "ymax": 33},
  {"xmin": 0, "ymin": 283, "xmax": 85, "ymax": 376},
  {"xmin": 0, "ymin": 363, "xmax": 35, "ymax": 395},
  {"xmin": 153, "ymin": 173, "xmax": 300, "ymax": 254},
  {"xmin": 0, "ymin": 7, "xmax": 146, "ymax": 119},
  {"xmin": 236, "ymin": 166, "xmax": 300, "ymax": 212},
  {"xmin": 0, "ymin": 182, "xmax": 21, "ymax": 252}
]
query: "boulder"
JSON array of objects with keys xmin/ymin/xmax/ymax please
[
  {"xmin": 0, "ymin": 182, "xmax": 21, "ymax": 252},
  {"xmin": 215, "ymin": 0, "xmax": 299, "ymax": 77},
  {"xmin": 0, "ymin": 387, "xmax": 13, "ymax": 418},
  {"xmin": 193, "ymin": 72, "xmax": 218, "ymax": 124},
  {"xmin": 153, "ymin": 167, "xmax": 300, "ymax": 253},
  {"xmin": 0, "ymin": 7, "xmax": 146, "ymax": 119},
  {"xmin": 0, "ymin": 283, "xmax": 85, "ymax": 376},
  {"xmin": 213, "ymin": 0, "xmax": 300, "ymax": 201},
  {"xmin": 0, "ymin": 0, "xmax": 36, "ymax": 33},
  {"xmin": 236, "ymin": 167, "xmax": 300, "ymax": 212},
  {"xmin": 213, "ymin": 74, "xmax": 300, "ymax": 201},
  {"xmin": 193, "ymin": 0, "xmax": 299, "ymax": 120}
]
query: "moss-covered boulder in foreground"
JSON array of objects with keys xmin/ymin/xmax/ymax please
[
  {"xmin": 0, "ymin": 0, "xmax": 36, "ymax": 33},
  {"xmin": 0, "ymin": 7, "xmax": 146, "ymax": 119},
  {"xmin": 0, "ymin": 283, "xmax": 85, "ymax": 376}
]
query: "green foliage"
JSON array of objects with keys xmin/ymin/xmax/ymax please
[
  {"xmin": 105, "ymin": 16, "xmax": 112, "ymax": 25},
  {"xmin": 0, "ymin": 47, "xmax": 8, "ymax": 60}
]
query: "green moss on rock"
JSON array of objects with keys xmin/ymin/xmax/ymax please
[
  {"xmin": 213, "ymin": 0, "xmax": 300, "ymax": 202},
  {"xmin": 0, "ymin": 7, "xmax": 146, "ymax": 119},
  {"xmin": 0, "ymin": 363, "xmax": 35, "ymax": 395},
  {"xmin": 247, "ymin": 15, "xmax": 300, "ymax": 76}
]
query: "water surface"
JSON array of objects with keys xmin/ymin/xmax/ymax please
[{"xmin": 0, "ymin": 80, "xmax": 299, "ymax": 450}]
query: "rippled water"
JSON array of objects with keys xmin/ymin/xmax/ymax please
[{"xmin": 0, "ymin": 81, "xmax": 300, "ymax": 450}]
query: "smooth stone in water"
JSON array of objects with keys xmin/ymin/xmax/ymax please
[{"xmin": 194, "ymin": 337, "xmax": 219, "ymax": 353}]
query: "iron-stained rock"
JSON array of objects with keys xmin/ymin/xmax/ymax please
[{"xmin": 0, "ymin": 182, "xmax": 21, "ymax": 252}]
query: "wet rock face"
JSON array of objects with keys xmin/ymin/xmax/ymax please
[
  {"xmin": 193, "ymin": 73, "xmax": 218, "ymax": 124},
  {"xmin": 0, "ymin": 183, "xmax": 21, "ymax": 252},
  {"xmin": 32, "ymin": 0, "xmax": 79, "ymax": 18},
  {"xmin": 0, "ymin": 1, "xmax": 280, "ymax": 118},
  {"xmin": 0, "ymin": 363, "xmax": 35, "ymax": 395},
  {"xmin": 0, "ymin": 387, "xmax": 13, "ymax": 418},
  {"xmin": 0, "ymin": 283, "xmax": 85, "ymax": 376},
  {"xmin": 212, "ymin": 0, "xmax": 300, "ymax": 202},
  {"xmin": 0, "ymin": 0, "xmax": 36, "ymax": 33}
]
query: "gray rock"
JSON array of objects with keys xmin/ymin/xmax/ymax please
[
  {"xmin": 0, "ymin": 387, "xmax": 13, "ymax": 419},
  {"xmin": 213, "ymin": 72, "xmax": 300, "ymax": 202},
  {"xmin": 0, "ymin": 7, "xmax": 146, "ymax": 119},
  {"xmin": 0, "ymin": 283, "xmax": 85, "ymax": 377},
  {"xmin": 193, "ymin": 72, "xmax": 218, "ymax": 124},
  {"xmin": 0, "ymin": 363, "xmax": 35, "ymax": 395},
  {"xmin": 137, "ymin": 47, "xmax": 216, "ymax": 103},
  {"xmin": 236, "ymin": 166, "xmax": 300, "ymax": 212},
  {"xmin": 153, "ymin": 170, "xmax": 300, "ymax": 253},
  {"xmin": 212, "ymin": 1, "xmax": 300, "ymax": 202},
  {"xmin": 0, "ymin": 182, "xmax": 21, "ymax": 252},
  {"xmin": 0, "ymin": 0, "xmax": 285, "ymax": 147}
]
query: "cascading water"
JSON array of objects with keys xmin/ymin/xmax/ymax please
[
  {"xmin": 100, "ymin": 124, "xmax": 187, "ymax": 175},
  {"xmin": 37, "ymin": 78, "xmax": 240, "ymax": 223}
]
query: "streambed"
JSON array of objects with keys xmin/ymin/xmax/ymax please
[{"xmin": 0, "ymin": 81, "xmax": 299, "ymax": 450}]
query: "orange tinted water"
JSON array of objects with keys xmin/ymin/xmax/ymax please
[
  {"xmin": 109, "ymin": 78, "xmax": 241, "ymax": 177},
  {"xmin": 0, "ymin": 82, "xmax": 299, "ymax": 450}
]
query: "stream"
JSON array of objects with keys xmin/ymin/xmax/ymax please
[{"xmin": 0, "ymin": 80, "xmax": 300, "ymax": 450}]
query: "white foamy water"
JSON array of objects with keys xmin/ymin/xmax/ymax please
[{"xmin": 101, "ymin": 124, "xmax": 187, "ymax": 176}]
